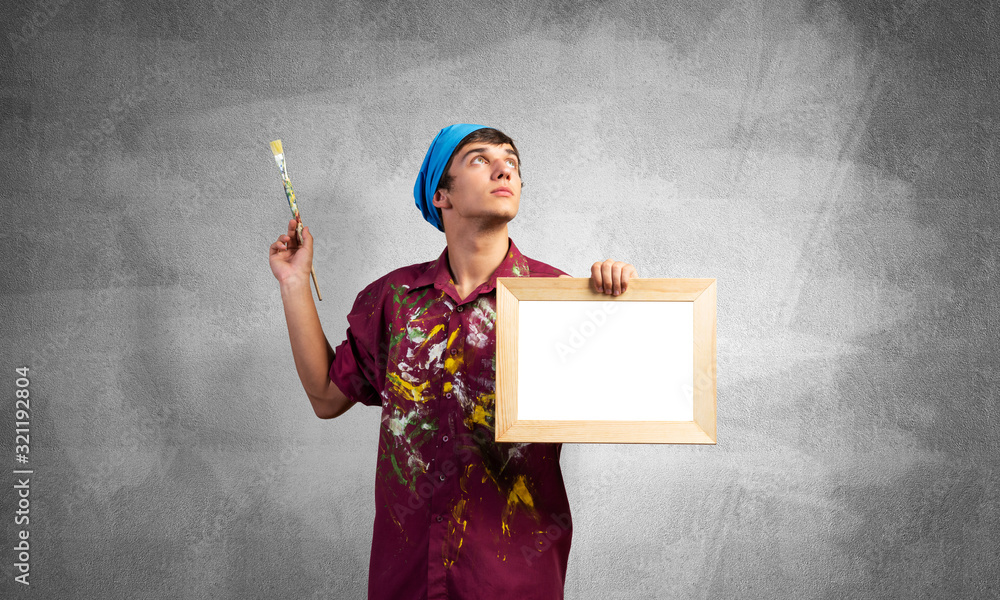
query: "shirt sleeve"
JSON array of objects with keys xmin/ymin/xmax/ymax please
[
  {"xmin": 328, "ymin": 277, "xmax": 386, "ymax": 407},
  {"xmin": 527, "ymin": 258, "xmax": 569, "ymax": 278}
]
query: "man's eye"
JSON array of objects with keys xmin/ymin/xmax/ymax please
[
  {"xmin": 506, "ymin": 159, "xmax": 517, "ymax": 168},
  {"xmin": 472, "ymin": 156, "xmax": 486, "ymax": 164}
]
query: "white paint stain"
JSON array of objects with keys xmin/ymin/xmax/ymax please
[
  {"xmin": 396, "ymin": 363, "xmax": 420, "ymax": 383},
  {"xmin": 451, "ymin": 376, "xmax": 471, "ymax": 411},
  {"xmin": 424, "ymin": 339, "xmax": 447, "ymax": 370},
  {"xmin": 466, "ymin": 329, "xmax": 489, "ymax": 348},
  {"xmin": 407, "ymin": 453, "xmax": 429, "ymax": 472},
  {"xmin": 384, "ymin": 408, "xmax": 430, "ymax": 473},
  {"xmin": 465, "ymin": 296, "xmax": 496, "ymax": 348}
]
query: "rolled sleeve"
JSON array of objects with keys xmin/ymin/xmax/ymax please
[{"xmin": 328, "ymin": 279, "xmax": 385, "ymax": 407}]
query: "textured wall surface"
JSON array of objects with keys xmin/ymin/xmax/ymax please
[{"xmin": 1, "ymin": 0, "xmax": 998, "ymax": 598}]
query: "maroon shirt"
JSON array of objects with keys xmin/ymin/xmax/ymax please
[{"xmin": 329, "ymin": 237, "xmax": 573, "ymax": 600}]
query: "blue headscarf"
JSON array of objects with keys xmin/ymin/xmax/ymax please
[{"xmin": 414, "ymin": 123, "xmax": 488, "ymax": 232}]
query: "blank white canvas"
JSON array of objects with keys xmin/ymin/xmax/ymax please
[{"xmin": 516, "ymin": 300, "xmax": 694, "ymax": 421}]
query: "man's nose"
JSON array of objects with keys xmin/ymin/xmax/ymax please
[{"xmin": 494, "ymin": 162, "xmax": 513, "ymax": 179}]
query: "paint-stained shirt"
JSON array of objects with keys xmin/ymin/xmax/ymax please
[{"xmin": 329, "ymin": 237, "xmax": 573, "ymax": 600}]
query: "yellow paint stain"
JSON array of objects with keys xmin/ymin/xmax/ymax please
[
  {"xmin": 446, "ymin": 327, "xmax": 460, "ymax": 348},
  {"xmin": 460, "ymin": 464, "xmax": 473, "ymax": 493},
  {"xmin": 464, "ymin": 393, "xmax": 494, "ymax": 429},
  {"xmin": 452, "ymin": 498, "xmax": 467, "ymax": 523},
  {"xmin": 471, "ymin": 405, "xmax": 491, "ymax": 428},
  {"xmin": 418, "ymin": 323, "xmax": 445, "ymax": 350},
  {"xmin": 452, "ymin": 498, "xmax": 468, "ymax": 564},
  {"xmin": 536, "ymin": 530, "xmax": 548, "ymax": 547},
  {"xmin": 443, "ymin": 332, "xmax": 464, "ymax": 374},
  {"xmin": 387, "ymin": 372, "xmax": 432, "ymax": 404},
  {"xmin": 501, "ymin": 475, "xmax": 538, "ymax": 537},
  {"xmin": 444, "ymin": 354, "xmax": 463, "ymax": 374},
  {"xmin": 509, "ymin": 475, "xmax": 535, "ymax": 510},
  {"xmin": 443, "ymin": 497, "xmax": 470, "ymax": 571},
  {"xmin": 443, "ymin": 381, "xmax": 453, "ymax": 393}
]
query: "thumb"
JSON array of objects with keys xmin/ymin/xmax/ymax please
[{"xmin": 301, "ymin": 225, "xmax": 312, "ymax": 247}]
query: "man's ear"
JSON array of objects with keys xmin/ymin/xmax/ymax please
[{"xmin": 432, "ymin": 188, "xmax": 450, "ymax": 209}]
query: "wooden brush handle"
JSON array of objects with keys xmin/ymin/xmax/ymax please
[{"xmin": 310, "ymin": 266, "xmax": 322, "ymax": 301}]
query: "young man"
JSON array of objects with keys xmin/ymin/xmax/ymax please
[{"xmin": 269, "ymin": 124, "xmax": 637, "ymax": 599}]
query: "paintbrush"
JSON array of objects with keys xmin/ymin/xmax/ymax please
[{"xmin": 270, "ymin": 139, "xmax": 322, "ymax": 301}]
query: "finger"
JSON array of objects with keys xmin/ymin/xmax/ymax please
[
  {"xmin": 275, "ymin": 230, "xmax": 296, "ymax": 250},
  {"xmin": 612, "ymin": 262, "xmax": 624, "ymax": 295},
  {"xmin": 301, "ymin": 225, "xmax": 312, "ymax": 249},
  {"xmin": 621, "ymin": 265, "xmax": 637, "ymax": 292},
  {"xmin": 601, "ymin": 259, "xmax": 614, "ymax": 294},
  {"xmin": 590, "ymin": 262, "xmax": 604, "ymax": 293}
]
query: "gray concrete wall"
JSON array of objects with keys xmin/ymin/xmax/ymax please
[{"xmin": 2, "ymin": 0, "xmax": 997, "ymax": 597}]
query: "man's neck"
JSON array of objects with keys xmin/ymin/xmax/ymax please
[{"xmin": 444, "ymin": 225, "xmax": 510, "ymax": 302}]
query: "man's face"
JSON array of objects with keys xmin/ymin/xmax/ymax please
[{"xmin": 433, "ymin": 142, "xmax": 521, "ymax": 230}]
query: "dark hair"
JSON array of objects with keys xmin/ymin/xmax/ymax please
[{"xmin": 436, "ymin": 128, "xmax": 522, "ymax": 225}]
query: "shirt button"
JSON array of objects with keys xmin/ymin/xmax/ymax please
[
  {"xmin": 439, "ymin": 474, "xmax": 446, "ymax": 481},
  {"xmin": 442, "ymin": 435, "xmax": 449, "ymax": 442},
  {"xmin": 445, "ymin": 392, "xmax": 452, "ymax": 398},
  {"xmin": 457, "ymin": 305, "xmax": 464, "ymax": 312},
  {"xmin": 436, "ymin": 515, "xmax": 443, "ymax": 522},
  {"xmin": 450, "ymin": 349, "xmax": 457, "ymax": 356}
]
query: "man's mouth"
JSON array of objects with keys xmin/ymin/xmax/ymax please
[{"xmin": 492, "ymin": 187, "xmax": 513, "ymax": 196}]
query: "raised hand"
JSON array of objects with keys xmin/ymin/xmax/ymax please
[
  {"xmin": 269, "ymin": 217, "xmax": 314, "ymax": 286},
  {"xmin": 590, "ymin": 259, "xmax": 638, "ymax": 295}
]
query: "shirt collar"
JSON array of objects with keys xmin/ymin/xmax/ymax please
[{"xmin": 408, "ymin": 237, "xmax": 530, "ymax": 298}]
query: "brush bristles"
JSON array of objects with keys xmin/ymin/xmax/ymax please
[{"xmin": 269, "ymin": 139, "xmax": 283, "ymax": 157}]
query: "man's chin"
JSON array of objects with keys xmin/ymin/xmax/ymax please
[
  {"xmin": 444, "ymin": 208, "xmax": 517, "ymax": 233},
  {"xmin": 472, "ymin": 211, "xmax": 516, "ymax": 231}
]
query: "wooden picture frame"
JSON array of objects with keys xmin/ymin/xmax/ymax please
[{"xmin": 495, "ymin": 278, "xmax": 717, "ymax": 444}]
